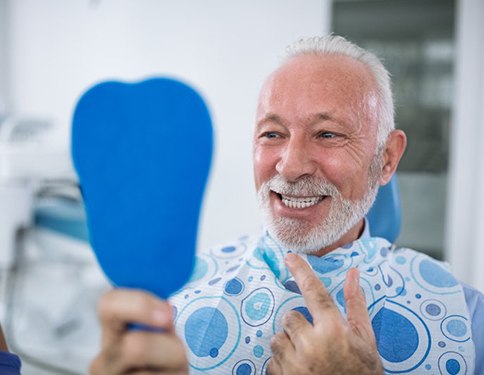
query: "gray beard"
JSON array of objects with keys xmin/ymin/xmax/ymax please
[{"xmin": 257, "ymin": 155, "xmax": 382, "ymax": 254}]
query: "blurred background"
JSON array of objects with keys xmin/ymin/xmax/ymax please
[{"xmin": 0, "ymin": 0, "xmax": 483, "ymax": 373}]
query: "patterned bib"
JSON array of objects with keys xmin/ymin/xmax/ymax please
[{"xmin": 170, "ymin": 234, "xmax": 475, "ymax": 374}]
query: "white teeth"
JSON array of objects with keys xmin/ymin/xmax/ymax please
[{"xmin": 280, "ymin": 195, "xmax": 324, "ymax": 209}]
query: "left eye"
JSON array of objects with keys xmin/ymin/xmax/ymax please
[{"xmin": 319, "ymin": 132, "xmax": 336, "ymax": 139}]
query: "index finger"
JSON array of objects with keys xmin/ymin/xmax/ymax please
[
  {"xmin": 98, "ymin": 288, "xmax": 174, "ymax": 346},
  {"xmin": 285, "ymin": 253, "xmax": 340, "ymax": 323}
]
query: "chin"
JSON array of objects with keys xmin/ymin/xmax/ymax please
[{"xmin": 264, "ymin": 216, "xmax": 342, "ymax": 254}]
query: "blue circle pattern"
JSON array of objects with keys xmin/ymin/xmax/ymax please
[
  {"xmin": 185, "ymin": 307, "xmax": 228, "ymax": 358},
  {"xmin": 225, "ymin": 278, "xmax": 245, "ymax": 296},
  {"xmin": 170, "ymin": 236, "xmax": 474, "ymax": 374},
  {"xmin": 447, "ymin": 320, "xmax": 467, "ymax": 337},
  {"xmin": 446, "ymin": 359, "xmax": 460, "ymax": 374},
  {"xmin": 426, "ymin": 303, "xmax": 441, "ymax": 316},
  {"xmin": 232, "ymin": 360, "xmax": 256, "ymax": 375},
  {"xmin": 253, "ymin": 345, "xmax": 264, "ymax": 358},
  {"xmin": 372, "ymin": 307, "xmax": 419, "ymax": 362},
  {"xmin": 441, "ymin": 315, "xmax": 470, "ymax": 343},
  {"xmin": 185, "ymin": 254, "xmax": 218, "ymax": 288},
  {"xmin": 411, "ymin": 255, "xmax": 461, "ymax": 295},
  {"xmin": 190, "ymin": 257, "xmax": 208, "ymax": 283},
  {"xmin": 438, "ymin": 352, "xmax": 467, "ymax": 375},
  {"xmin": 419, "ymin": 260, "xmax": 458, "ymax": 288},
  {"xmin": 237, "ymin": 363, "xmax": 252, "ymax": 375},
  {"xmin": 241, "ymin": 288, "xmax": 275, "ymax": 327}
]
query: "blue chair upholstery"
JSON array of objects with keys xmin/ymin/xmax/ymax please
[
  {"xmin": 367, "ymin": 174, "xmax": 401, "ymax": 243},
  {"xmin": 34, "ymin": 197, "xmax": 89, "ymax": 242}
]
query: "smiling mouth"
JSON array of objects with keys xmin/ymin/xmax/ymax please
[{"xmin": 274, "ymin": 192, "xmax": 326, "ymax": 209}]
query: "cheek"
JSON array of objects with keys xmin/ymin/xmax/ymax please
[
  {"xmin": 340, "ymin": 166, "xmax": 373, "ymax": 201},
  {"xmin": 253, "ymin": 147, "xmax": 278, "ymax": 189},
  {"xmin": 314, "ymin": 152, "xmax": 370, "ymax": 200}
]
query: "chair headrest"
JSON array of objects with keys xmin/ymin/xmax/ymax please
[{"xmin": 367, "ymin": 174, "xmax": 401, "ymax": 243}]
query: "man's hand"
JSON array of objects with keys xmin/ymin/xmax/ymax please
[
  {"xmin": 268, "ymin": 253, "xmax": 383, "ymax": 375},
  {"xmin": 90, "ymin": 289, "xmax": 188, "ymax": 375}
]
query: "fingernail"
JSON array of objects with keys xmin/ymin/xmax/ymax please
[
  {"xmin": 350, "ymin": 269, "xmax": 359, "ymax": 291},
  {"xmin": 353, "ymin": 269, "xmax": 360, "ymax": 285}
]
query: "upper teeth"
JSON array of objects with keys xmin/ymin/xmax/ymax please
[{"xmin": 281, "ymin": 195, "xmax": 323, "ymax": 209}]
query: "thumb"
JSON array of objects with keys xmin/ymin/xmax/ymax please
[{"xmin": 343, "ymin": 268, "xmax": 375, "ymax": 344}]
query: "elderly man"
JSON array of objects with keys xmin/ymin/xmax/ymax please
[{"xmin": 90, "ymin": 36, "xmax": 483, "ymax": 374}]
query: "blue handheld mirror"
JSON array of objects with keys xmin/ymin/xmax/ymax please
[{"xmin": 71, "ymin": 78, "xmax": 213, "ymax": 299}]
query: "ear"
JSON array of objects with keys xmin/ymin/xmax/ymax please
[{"xmin": 379, "ymin": 129, "xmax": 407, "ymax": 185}]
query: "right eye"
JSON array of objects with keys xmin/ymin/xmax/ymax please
[{"xmin": 261, "ymin": 132, "xmax": 280, "ymax": 139}]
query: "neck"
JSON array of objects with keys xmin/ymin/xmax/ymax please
[{"xmin": 310, "ymin": 218, "xmax": 365, "ymax": 257}]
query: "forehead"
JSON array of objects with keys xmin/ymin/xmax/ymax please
[{"xmin": 257, "ymin": 54, "xmax": 379, "ymax": 127}]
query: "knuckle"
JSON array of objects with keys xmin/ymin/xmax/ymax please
[
  {"xmin": 98, "ymin": 290, "xmax": 117, "ymax": 319},
  {"xmin": 89, "ymin": 346, "xmax": 121, "ymax": 375},
  {"xmin": 121, "ymin": 332, "xmax": 150, "ymax": 368},
  {"xmin": 270, "ymin": 334, "xmax": 279, "ymax": 350},
  {"xmin": 315, "ymin": 293, "xmax": 334, "ymax": 310},
  {"xmin": 283, "ymin": 309, "xmax": 300, "ymax": 323},
  {"xmin": 136, "ymin": 298, "xmax": 156, "ymax": 317},
  {"xmin": 301, "ymin": 274, "xmax": 320, "ymax": 292},
  {"xmin": 270, "ymin": 333, "xmax": 284, "ymax": 353},
  {"xmin": 300, "ymin": 338, "xmax": 319, "ymax": 358},
  {"xmin": 128, "ymin": 291, "xmax": 158, "ymax": 313},
  {"xmin": 266, "ymin": 358, "xmax": 279, "ymax": 375},
  {"xmin": 327, "ymin": 320, "xmax": 347, "ymax": 338},
  {"xmin": 283, "ymin": 310, "xmax": 304, "ymax": 332}
]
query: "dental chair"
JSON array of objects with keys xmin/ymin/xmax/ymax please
[
  {"xmin": 367, "ymin": 174, "xmax": 401, "ymax": 243},
  {"xmin": 4, "ymin": 191, "xmax": 107, "ymax": 375}
]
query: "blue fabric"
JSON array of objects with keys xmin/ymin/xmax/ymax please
[
  {"xmin": 365, "ymin": 219, "xmax": 484, "ymax": 374},
  {"xmin": 171, "ymin": 233, "xmax": 476, "ymax": 374},
  {"xmin": 463, "ymin": 282, "xmax": 484, "ymax": 374},
  {"xmin": 0, "ymin": 351, "xmax": 21, "ymax": 375}
]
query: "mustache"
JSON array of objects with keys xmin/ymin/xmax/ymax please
[{"xmin": 262, "ymin": 175, "xmax": 340, "ymax": 197}]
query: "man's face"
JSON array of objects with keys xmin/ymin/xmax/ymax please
[{"xmin": 253, "ymin": 54, "xmax": 383, "ymax": 254}]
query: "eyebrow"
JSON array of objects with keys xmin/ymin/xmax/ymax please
[
  {"xmin": 256, "ymin": 113, "xmax": 286, "ymax": 127},
  {"xmin": 311, "ymin": 112, "xmax": 333, "ymax": 123},
  {"xmin": 256, "ymin": 112, "xmax": 333, "ymax": 127}
]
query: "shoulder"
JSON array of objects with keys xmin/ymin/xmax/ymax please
[
  {"xmin": 461, "ymin": 282, "xmax": 484, "ymax": 315},
  {"xmin": 461, "ymin": 282, "xmax": 484, "ymax": 372},
  {"xmin": 0, "ymin": 351, "xmax": 21, "ymax": 375}
]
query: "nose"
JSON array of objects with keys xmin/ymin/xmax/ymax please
[{"xmin": 275, "ymin": 138, "xmax": 316, "ymax": 182}]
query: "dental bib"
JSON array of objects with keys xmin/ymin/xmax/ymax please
[
  {"xmin": 170, "ymin": 233, "xmax": 475, "ymax": 374},
  {"xmin": 72, "ymin": 78, "xmax": 212, "ymax": 298}
]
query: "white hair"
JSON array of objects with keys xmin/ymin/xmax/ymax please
[{"xmin": 285, "ymin": 35, "xmax": 394, "ymax": 148}]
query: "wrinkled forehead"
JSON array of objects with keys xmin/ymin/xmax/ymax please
[{"xmin": 256, "ymin": 54, "xmax": 380, "ymax": 126}]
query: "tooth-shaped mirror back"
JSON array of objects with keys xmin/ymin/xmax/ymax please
[{"xmin": 72, "ymin": 78, "xmax": 213, "ymax": 298}]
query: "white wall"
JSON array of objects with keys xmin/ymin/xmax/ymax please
[
  {"xmin": 0, "ymin": 0, "xmax": 9, "ymax": 113},
  {"xmin": 446, "ymin": 0, "xmax": 484, "ymax": 290},
  {"xmin": 6, "ymin": 0, "xmax": 330, "ymax": 251}
]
